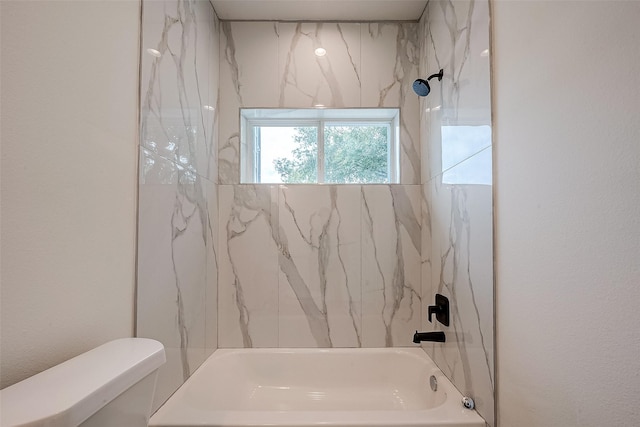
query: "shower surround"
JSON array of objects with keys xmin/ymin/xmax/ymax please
[{"xmin": 136, "ymin": 1, "xmax": 494, "ymax": 425}]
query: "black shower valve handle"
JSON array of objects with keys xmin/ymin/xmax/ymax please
[
  {"xmin": 427, "ymin": 294, "xmax": 450, "ymax": 327},
  {"xmin": 428, "ymin": 305, "xmax": 442, "ymax": 323}
]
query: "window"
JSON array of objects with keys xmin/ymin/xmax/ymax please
[{"xmin": 241, "ymin": 108, "xmax": 400, "ymax": 184}]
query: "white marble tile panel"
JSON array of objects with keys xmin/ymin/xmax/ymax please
[
  {"xmin": 205, "ymin": 6, "xmax": 220, "ymax": 182},
  {"xmin": 217, "ymin": 96, "xmax": 241, "ymax": 184},
  {"xmin": 420, "ymin": 92, "xmax": 434, "ymax": 184},
  {"xmin": 361, "ymin": 185, "xmax": 422, "ymax": 347},
  {"xmin": 361, "ymin": 23, "xmax": 421, "ymax": 184},
  {"xmin": 419, "ymin": 1, "xmax": 494, "ymax": 424},
  {"xmin": 218, "ymin": 185, "xmax": 280, "ymax": 347},
  {"xmin": 193, "ymin": 0, "xmax": 217, "ymax": 181},
  {"xmin": 423, "ymin": 0, "xmax": 492, "ymax": 180},
  {"xmin": 137, "ymin": 0, "xmax": 219, "ymax": 412},
  {"xmin": 419, "ymin": 12, "xmax": 431, "ymax": 184},
  {"xmin": 221, "ymin": 21, "xmax": 280, "ymax": 107},
  {"xmin": 278, "ymin": 23, "xmax": 361, "ymax": 108},
  {"xmin": 399, "ymin": 107, "xmax": 422, "ymax": 185},
  {"xmin": 423, "ymin": 173, "xmax": 494, "ymax": 426},
  {"xmin": 138, "ymin": 149, "xmax": 181, "ymax": 345},
  {"xmin": 140, "ymin": 0, "xmax": 217, "ymax": 181},
  {"xmin": 219, "ymin": 22, "xmax": 279, "ymax": 184},
  {"xmin": 204, "ymin": 177, "xmax": 218, "ymax": 356},
  {"xmin": 205, "ymin": 9, "xmax": 219, "ymax": 356},
  {"xmin": 137, "ymin": 148, "xmax": 209, "ymax": 411},
  {"xmin": 361, "ymin": 23, "xmax": 406, "ymax": 107},
  {"xmin": 205, "ymin": 11, "xmax": 220, "ymax": 356},
  {"xmin": 420, "ymin": 184, "xmax": 433, "ymax": 328},
  {"xmin": 278, "ymin": 185, "xmax": 362, "ymax": 347}
]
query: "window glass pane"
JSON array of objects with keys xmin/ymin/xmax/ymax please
[
  {"xmin": 241, "ymin": 108, "xmax": 399, "ymax": 184},
  {"xmin": 260, "ymin": 126, "xmax": 317, "ymax": 183},
  {"xmin": 324, "ymin": 124, "xmax": 389, "ymax": 184}
]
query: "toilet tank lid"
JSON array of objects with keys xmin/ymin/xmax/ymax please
[{"xmin": 0, "ymin": 338, "xmax": 165, "ymax": 427}]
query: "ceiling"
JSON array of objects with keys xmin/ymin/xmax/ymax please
[{"xmin": 210, "ymin": 0, "xmax": 428, "ymax": 22}]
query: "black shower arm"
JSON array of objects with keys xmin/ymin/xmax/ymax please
[{"xmin": 426, "ymin": 69, "xmax": 444, "ymax": 82}]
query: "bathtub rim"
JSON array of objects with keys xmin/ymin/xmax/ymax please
[{"xmin": 149, "ymin": 347, "xmax": 485, "ymax": 427}]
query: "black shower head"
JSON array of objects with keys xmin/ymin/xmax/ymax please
[
  {"xmin": 412, "ymin": 69, "xmax": 444, "ymax": 97},
  {"xmin": 412, "ymin": 79, "xmax": 431, "ymax": 97}
]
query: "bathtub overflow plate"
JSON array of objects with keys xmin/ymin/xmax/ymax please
[{"xmin": 429, "ymin": 375, "xmax": 438, "ymax": 392}]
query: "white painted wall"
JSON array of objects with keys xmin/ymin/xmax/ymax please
[
  {"xmin": 0, "ymin": 0, "xmax": 140, "ymax": 389},
  {"xmin": 493, "ymin": 1, "xmax": 640, "ymax": 426}
]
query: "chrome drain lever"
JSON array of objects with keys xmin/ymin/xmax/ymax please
[{"xmin": 462, "ymin": 396, "xmax": 475, "ymax": 410}]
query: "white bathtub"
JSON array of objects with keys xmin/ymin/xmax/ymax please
[{"xmin": 149, "ymin": 348, "xmax": 485, "ymax": 427}]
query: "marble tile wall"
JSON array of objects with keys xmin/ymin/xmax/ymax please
[
  {"xmin": 217, "ymin": 19, "xmax": 424, "ymax": 350},
  {"xmin": 218, "ymin": 184, "xmax": 422, "ymax": 348},
  {"xmin": 135, "ymin": 3, "xmax": 493, "ymax": 419},
  {"xmin": 419, "ymin": 1, "xmax": 494, "ymax": 426},
  {"xmin": 219, "ymin": 22, "xmax": 421, "ymax": 184},
  {"xmin": 136, "ymin": 0, "xmax": 219, "ymax": 411}
]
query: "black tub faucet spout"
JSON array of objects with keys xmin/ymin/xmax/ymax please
[{"xmin": 413, "ymin": 331, "xmax": 446, "ymax": 343}]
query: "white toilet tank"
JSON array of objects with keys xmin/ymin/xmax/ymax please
[{"xmin": 0, "ymin": 338, "xmax": 165, "ymax": 427}]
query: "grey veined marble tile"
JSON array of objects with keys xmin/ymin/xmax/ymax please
[
  {"xmin": 362, "ymin": 23, "xmax": 421, "ymax": 185},
  {"xmin": 218, "ymin": 185, "xmax": 280, "ymax": 348},
  {"xmin": 137, "ymin": 149, "xmax": 212, "ymax": 410},
  {"xmin": 218, "ymin": 22, "xmax": 279, "ymax": 184},
  {"xmin": 140, "ymin": 0, "xmax": 217, "ymax": 182},
  {"xmin": 137, "ymin": 0, "xmax": 219, "ymax": 411},
  {"xmin": 278, "ymin": 185, "xmax": 362, "ymax": 348},
  {"xmin": 218, "ymin": 184, "xmax": 424, "ymax": 349},
  {"xmin": 419, "ymin": 1, "xmax": 494, "ymax": 424},
  {"xmin": 278, "ymin": 22, "xmax": 361, "ymax": 108},
  {"xmin": 360, "ymin": 185, "xmax": 422, "ymax": 347},
  {"xmin": 423, "ymin": 172, "xmax": 494, "ymax": 427}
]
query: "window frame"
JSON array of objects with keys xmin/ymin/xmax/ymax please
[{"xmin": 241, "ymin": 109, "xmax": 399, "ymax": 184}]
